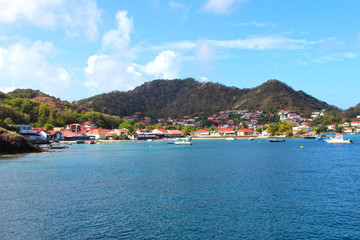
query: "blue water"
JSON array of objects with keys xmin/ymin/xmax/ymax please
[{"xmin": 1, "ymin": 137, "xmax": 360, "ymax": 239}]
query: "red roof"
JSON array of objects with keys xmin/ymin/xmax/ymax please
[
  {"xmin": 195, "ymin": 129, "xmax": 210, "ymax": 133},
  {"xmin": 238, "ymin": 129, "xmax": 254, "ymax": 133},
  {"xmin": 87, "ymin": 129, "xmax": 111, "ymax": 135},
  {"xmin": 32, "ymin": 128, "xmax": 44, "ymax": 133},
  {"xmin": 157, "ymin": 128, "xmax": 168, "ymax": 133},
  {"xmin": 167, "ymin": 130, "xmax": 183, "ymax": 134},
  {"xmin": 218, "ymin": 128, "xmax": 235, "ymax": 132},
  {"xmin": 82, "ymin": 121, "xmax": 96, "ymax": 125},
  {"xmin": 44, "ymin": 130, "xmax": 59, "ymax": 135}
]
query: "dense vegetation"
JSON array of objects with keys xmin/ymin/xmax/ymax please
[
  {"xmin": 0, "ymin": 90, "xmax": 122, "ymax": 129},
  {"xmin": 78, "ymin": 78, "xmax": 339, "ymax": 118}
]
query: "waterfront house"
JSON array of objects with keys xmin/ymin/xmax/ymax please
[
  {"xmin": 40, "ymin": 130, "xmax": 63, "ymax": 141},
  {"xmin": 112, "ymin": 129, "xmax": 128, "ymax": 137},
  {"xmin": 192, "ymin": 129, "xmax": 210, "ymax": 136},
  {"xmin": 341, "ymin": 122, "xmax": 350, "ymax": 127},
  {"xmin": 261, "ymin": 130, "xmax": 270, "ymax": 136},
  {"xmin": 136, "ymin": 129, "xmax": 158, "ymax": 140},
  {"xmin": 237, "ymin": 129, "xmax": 254, "ymax": 136},
  {"xmin": 63, "ymin": 131, "xmax": 94, "ymax": 142},
  {"xmin": 342, "ymin": 127, "xmax": 354, "ymax": 133},
  {"xmin": 152, "ymin": 128, "xmax": 169, "ymax": 137},
  {"xmin": 86, "ymin": 129, "xmax": 110, "ymax": 140},
  {"xmin": 13, "ymin": 124, "xmax": 46, "ymax": 143},
  {"xmin": 218, "ymin": 128, "xmax": 236, "ymax": 136},
  {"xmin": 351, "ymin": 121, "xmax": 360, "ymax": 127},
  {"xmin": 167, "ymin": 130, "xmax": 183, "ymax": 138}
]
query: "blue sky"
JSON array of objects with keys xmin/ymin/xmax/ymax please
[{"xmin": 0, "ymin": 0, "xmax": 360, "ymax": 109}]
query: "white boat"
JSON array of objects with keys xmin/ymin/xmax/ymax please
[
  {"xmin": 174, "ymin": 140, "xmax": 193, "ymax": 145},
  {"xmin": 325, "ymin": 134, "xmax": 353, "ymax": 144},
  {"xmin": 248, "ymin": 137, "xmax": 255, "ymax": 141},
  {"xmin": 225, "ymin": 137, "xmax": 236, "ymax": 141}
]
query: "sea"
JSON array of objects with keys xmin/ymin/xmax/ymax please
[{"xmin": 1, "ymin": 136, "xmax": 360, "ymax": 239}]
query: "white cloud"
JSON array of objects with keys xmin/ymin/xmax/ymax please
[
  {"xmin": 84, "ymin": 54, "xmax": 144, "ymax": 93},
  {"xmin": 203, "ymin": 0, "xmax": 247, "ymax": 14},
  {"xmin": 152, "ymin": 36, "xmax": 321, "ymax": 53},
  {"xmin": 311, "ymin": 52, "xmax": 359, "ymax": 63},
  {"xmin": 209, "ymin": 36, "xmax": 320, "ymax": 50},
  {"xmin": 141, "ymin": 50, "xmax": 183, "ymax": 79},
  {"xmin": 0, "ymin": 0, "xmax": 101, "ymax": 40},
  {"xmin": 196, "ymin": 76, "xmax": 209, "ymax": 82},
  {"xmin": 102, "ymin": 10, "xmax": 133, "ymax": 50},
  {"xmin": 84, "ymin": 11, "xmax": 185, "ymax": 94},
  {"xmin": 0, "ymin": 40, "xmax": 72, "ymax": 96}
]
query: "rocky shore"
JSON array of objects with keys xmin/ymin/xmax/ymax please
[{"xmin": 0, "ymin": 128, "xmax": 44, "ymax": 154}]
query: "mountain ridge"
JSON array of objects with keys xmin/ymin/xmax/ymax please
[{"xmin": 77, "ymin": 78, "xmax": 340, "ymax": 118}]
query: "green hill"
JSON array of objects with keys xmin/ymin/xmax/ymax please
[{"xmin": 78, "ymin": 78, "xmax": 339, "ymax": 118}]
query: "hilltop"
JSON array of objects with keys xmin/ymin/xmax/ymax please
[
  {"xmin": 78, "ymin": 78, "xmax": 339, "ymax": 118},
  {"xmin": 7, "ymin": 89, "xmax": 84, "ymax": 111}
]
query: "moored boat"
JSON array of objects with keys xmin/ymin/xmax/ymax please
[
  {"xmin": 302, "ymin": 136, "xmax": 316, "ymax": 139},
  {"xmin": 325, "ymin": 134, "xmax": 353, "ymax": 144},
  {"xmin": 269, "ymin": 138, "xmax": 285, "ymax": 142},
  {"xmin": 248, "ymin": 137, "xmax": 255, "ymax": 140},
  {"xmin": 174, "ymin": 140, "xmax": 193, "ymax": 145},
  {"xmin": 225, "ymin": 137, "xmax": 236, "ymax": 141}
]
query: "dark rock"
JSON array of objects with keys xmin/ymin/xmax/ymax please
[{"xmin": 0, "ymin": 128, "xmax": 44, "ymax": 154}]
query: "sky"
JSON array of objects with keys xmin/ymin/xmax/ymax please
[{"xmin": 0, "ymin": 0, "xmax": 360, "ymax": 109}]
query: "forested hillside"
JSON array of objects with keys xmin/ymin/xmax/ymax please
[
  {"xmin": 0, "ymin": 89, "xmax": 122, "ymax": 129},
  {"xmin": 78, "ymin": 78, "xmax": 339, "ymax": 118}
]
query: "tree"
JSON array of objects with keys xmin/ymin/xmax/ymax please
[
  {"xmin": 119, "ymin": 119, "xmax": 135, "ymax": 133},
  {"xmin": 267, "ymin": 124, "xmax": 279, "ymax": 135},
  {"xmin": 182, "ymin": 125, "xmax": 195, "ymax": 136},
  {"xmin": 335, "ymin": 125, "xmax": 343, "ymax": 133},
  {"xmin": 240, "ymin": 122, "xmax": 248, "ymax": 129},
  {"xmin": 43, "ymin": 123, "xmax": 55, "ymax": 130},
  {"xmin": 278, "ymin": 121, "xmax": 292, "ymax": 133},
  {"xmin": 4, "ymin": 117, "xmax": 13, "ymax": 124}
]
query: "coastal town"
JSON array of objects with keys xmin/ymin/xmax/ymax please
[{"xmin": 10, "ymin": 108, "xmax": 360, "ymax": 144}]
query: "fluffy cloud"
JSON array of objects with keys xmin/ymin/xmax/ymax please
[
  {"xmin": 203, "ymin": 0, "xmax": 247, "ymax": 14},
  {"xmin": 141, "ymin": 50, "xmax": 183, "ymax": 79},
  {"xmin": 84, "ymin": 54, "xmax": 144, "ymax": 93},
  {"xmin": 84, "ymin": 50, "xmax": 184, "ymax": 94},
  {"xmin": 102, "ymin": 10, "xmax": 133, "ymax": 50},
  {"xmin": 84, "ymin": 10, "xmax": 184, "ymax": 94},
  {"xmin": 0, "ymin": 0, "xmax": 101, "ymax": 40},
  {"xmin": 0, "ymin": 40, "xmax": 72, "ymax": 96}
]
